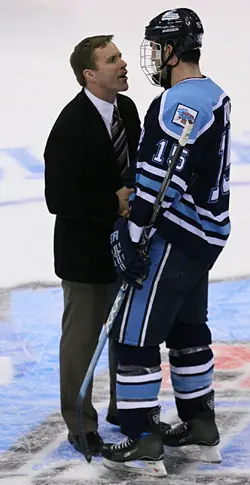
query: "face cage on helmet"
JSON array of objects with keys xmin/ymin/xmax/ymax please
[{"xmin": 140, "ymin": 38, "xmax": 163, "ymax": 86}]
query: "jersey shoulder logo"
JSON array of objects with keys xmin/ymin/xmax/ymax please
[{"xmin": 172, "ymin": 104, "xmax": 198, "ymax": 127}]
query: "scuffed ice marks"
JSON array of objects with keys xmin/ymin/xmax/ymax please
[
  {"xmin": 1, "ymin": 406, "xmax": 250, "ymax": 485},
  {"xmin": 1, "ymin": 282, "xmax": 250, "ymax": 484},
  {"xmin": 1, "ymin": 464, "xmax": 250, "ymax": 485}
]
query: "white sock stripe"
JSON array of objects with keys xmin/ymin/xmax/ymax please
[
  {"xmin": 117, "ymin": 370, "xmax": 162, "ymax": 384},
  {"xmin": 117, "ymin": 400, "xmax": 159, "ymax": 409},
  {"xmin": 170, "ymin": 358, "xmax": 214, "ymax": 375},
  {"xmin": 174, "ymin": 386, "xmax": 213, "ymax": 400}
]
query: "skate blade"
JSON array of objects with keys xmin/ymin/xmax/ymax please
[
  {"xmin": 103, "ymin": 458, "xmax": 167, "ymax": 477},
  {"xmin": 199, "ymin": 445, "xmax": 222, "ymax": 463}
]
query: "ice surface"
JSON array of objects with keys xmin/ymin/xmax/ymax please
[
  {"xmin": 0, "ymin": 0, "xmax": 250, "ymax": 287},
  {"xmin": 0, "ymin": 281, "xmax": 250, "ymax": 484},
  {"xmin": 0, "ymin": 1, "xmax": 250, "ymax": 484},
  {"xmin": 0, "ymin": 356, "xmax": 14, "ymax": 385}
]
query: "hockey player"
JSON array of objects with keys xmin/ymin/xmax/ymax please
[{"xmin": 102, "ymin": 8, "xmax": 231, "ymax": 477}]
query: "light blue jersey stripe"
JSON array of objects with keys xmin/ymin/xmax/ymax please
[
  {"xmin": 172, "ymin": 201, "xmax": 231, "ymax": 236},
  {"xmin": 138, "ymin": 174, "xmax": 182, "ymax": 201}
]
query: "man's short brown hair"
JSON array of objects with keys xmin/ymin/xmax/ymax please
[{"xmin": 70, "ymin": 35, "xmax": 113, "ymax": 87}]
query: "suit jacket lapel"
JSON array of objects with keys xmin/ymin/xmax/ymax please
[{"xmin": 79, "ymin": 89, "xmax": 113, "ymax": 144}]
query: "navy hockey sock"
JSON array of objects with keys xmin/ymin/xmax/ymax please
[
  {"xmin": 116, "ymin": 364, "xmax": 162, "ymax": 437},
  {"xmin": 169, "ymin": 345, "xmax": 214, "ymax": 421}
]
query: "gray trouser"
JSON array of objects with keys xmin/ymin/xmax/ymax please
[{"xmin": 60, "ymin": 280, "xmax": 117, "ymax": 434}]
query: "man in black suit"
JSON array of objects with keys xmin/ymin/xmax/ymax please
[{"xmin": 44, "ymin": 35, "xmax": 141, "ymax": 455}]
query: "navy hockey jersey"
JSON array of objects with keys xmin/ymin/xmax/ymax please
[{"xmin": 128, "ymin": 77, "xmax": 231, "ymax": 266}]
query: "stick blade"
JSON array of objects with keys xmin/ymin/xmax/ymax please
[
  {"xmin": 78, "ymin": 437, "xmax": 92, "ymax": 463},
  {"xmin": 76, "ymin": 405, "xmax": 93, "ymax": 462}
]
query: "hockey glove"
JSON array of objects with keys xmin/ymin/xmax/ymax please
[{"xmin": 110, "ymin": 217, "xmax": 149, "ymax": 289}]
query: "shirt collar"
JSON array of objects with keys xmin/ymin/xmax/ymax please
[{"xmin": 84, "ymin": 88, "xmax": 117, "ymax": 125}]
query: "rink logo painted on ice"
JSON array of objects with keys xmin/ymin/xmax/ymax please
[
  {"xmin": 161, "ymin": 344, "xmax": 250, "ymax": 390},
  {"xmin": 0, "ymin": 147, "xmax": 44, "ymax": 179}
]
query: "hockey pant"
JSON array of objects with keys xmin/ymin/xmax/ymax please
[{"xmin": 110, "ymin": 234, "xmax": 214, "ymax": 437}]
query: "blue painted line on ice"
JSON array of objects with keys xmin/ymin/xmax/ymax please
[
  {"xmin": 216, "ymin": 421, "xmax": 250, "ymax": 469},
  {"xmin": 0, "ymin": 182, "xmax": 249, "ymax": 208},
  {"xmin": 231, "ymin": 180, "xmax": 250, "ymax": 186},
  {"xmin": 0, "ymin": 197, "xmax": 44, "ymax": 208},
  {"xmin": 197, "ymin": 421, "xmax": 250, "ymax": 471}
]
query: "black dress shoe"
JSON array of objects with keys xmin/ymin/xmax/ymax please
[{"xmin": 68, "ymin": 431, "xmax": 103, "ymax": 455}]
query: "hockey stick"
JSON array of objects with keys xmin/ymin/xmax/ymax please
[{"xmin": 76, "ymin": 119, "xmax": 194, "ymax": 462}]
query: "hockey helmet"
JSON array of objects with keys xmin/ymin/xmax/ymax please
[{"xmin": 141, "ymin": 8, "xmax": 204, "ymax": 86}]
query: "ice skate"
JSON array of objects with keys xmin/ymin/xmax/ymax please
[
  {"xmin": 102, "ymin": 433, "xmax": 167, "ymax": 477},
  {"xmin": 162, "ymin": 391, "xmax": 221, "ymax": 463}
]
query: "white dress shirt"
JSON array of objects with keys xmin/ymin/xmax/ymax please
[{"xmin": 84, "ymin": 87, "xmax": 117, "ymax": 137}]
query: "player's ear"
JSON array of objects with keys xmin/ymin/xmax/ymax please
[{"xmin": 164, "ymin": 43, "xmax": 174, "ymax": 57}]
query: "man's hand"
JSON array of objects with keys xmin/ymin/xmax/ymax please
[
  {"xmin": 116, "ymin": 186, "xmax": 134, "ymax": 217},
  {"xmin": 110, "ymin": 217, "xmax": 150, "ymax": 289}
]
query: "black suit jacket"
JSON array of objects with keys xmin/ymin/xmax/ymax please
[{"xmin": 44, "ymin": 89, "xmax": 141, "ymax": 283}]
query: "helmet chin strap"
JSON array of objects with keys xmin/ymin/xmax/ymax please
[{"xmin": 159, "ymin": 47, "xmax": 180, "ymax": 89}]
